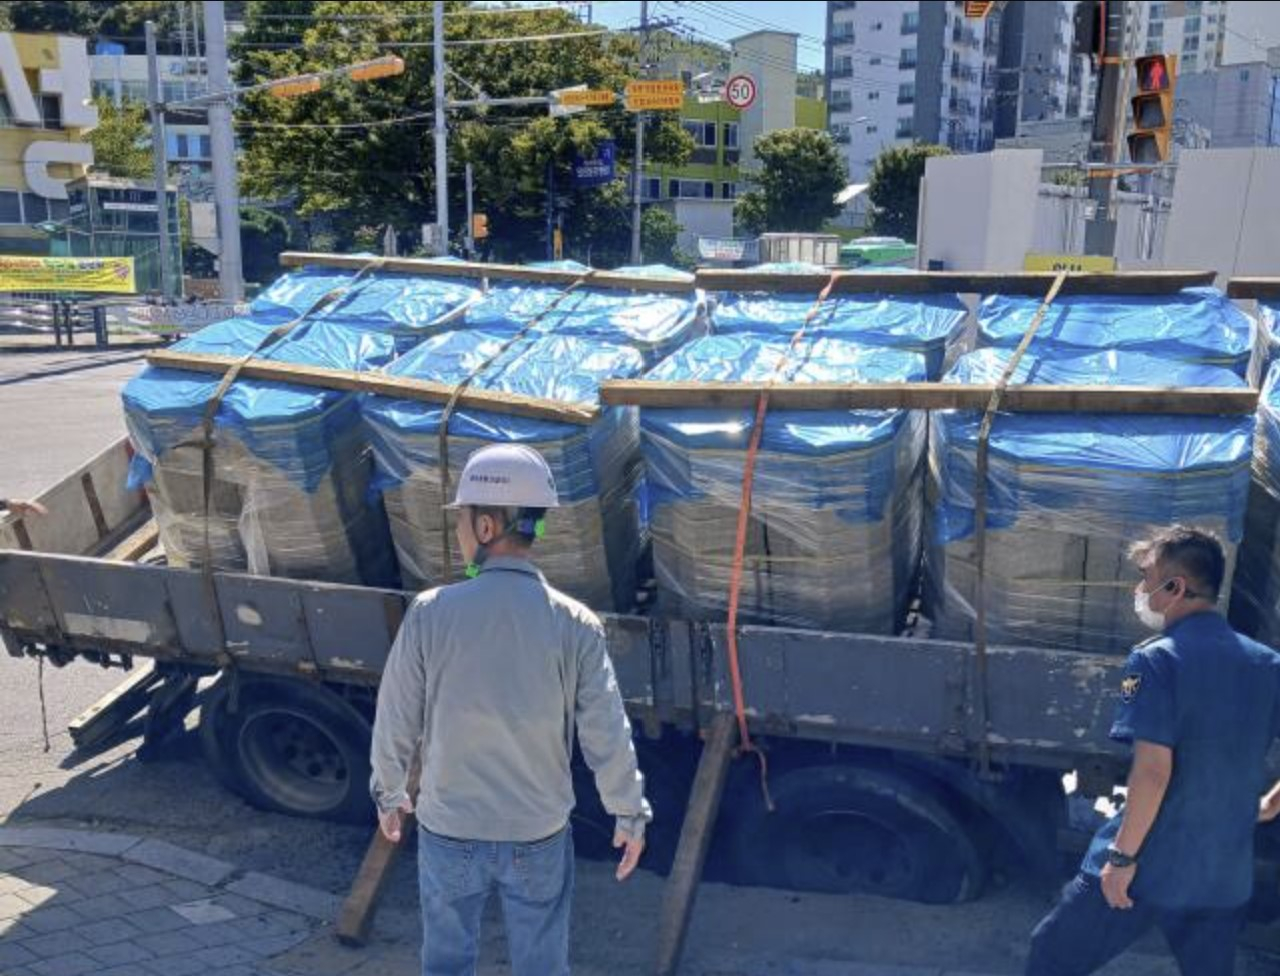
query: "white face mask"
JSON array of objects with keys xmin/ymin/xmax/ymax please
[{"xmin": 1134, "ymin": 579, "xmax": 1173, "ymax": 631}]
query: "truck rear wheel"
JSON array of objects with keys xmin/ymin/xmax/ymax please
[
  {"xmin": 727, "ymin": 763, "xmax": 987, "ymax": 904},
  {"xmin": 200, "ymin": 674, "xmax": 374, "ymax": 824}
]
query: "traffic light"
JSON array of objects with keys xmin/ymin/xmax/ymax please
[
  {"xmin": 1127, "ymin": 54, "xmax": 1177, "ymax": 164},
  {"xmin": 1072, "ymin": 0, "xmax": 1104, "ymax": 60},
  {"xmin": 471, "ymin": 213, "xmax": 489, "ymax": 240}
]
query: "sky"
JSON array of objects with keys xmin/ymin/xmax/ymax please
[{"xmin": 514, "ymin": 2, "xmax": 830, "ymax": 72}]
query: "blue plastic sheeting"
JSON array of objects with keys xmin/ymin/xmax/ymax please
[
  {"xmin": 930, "ymin": 348, "xmax": 1255, "ymax": 544},
  {"xmin": 364, "ymin": 331, "xmax": 644, "ymax": 503},
  {"xmin": 461, "ymin": 283, "xmax": 703, "ymax": 366},
  {"xmin": 639, "ymin": 333, "xmax": 928, "ymax": 632},
  {"xmin": 1233, "ymin": 360, "xmax": 1280, "ymax": 643},
  {"xmin": 249, "ymin": 266, "xmax": 356, "ymax": 323},
  {"xmin": 977, "ymin": 289, "xmax": 1256, "ymax": 376},
  {"xmin": 313, "ymin": 272, "xmax": 482, "ymax": 351},
  {"xmin": 362, "ymin": 330, "xmax": 648, "ymax": 607},
  {"xmin": 709, "ymin": 291, "xmax": 969, "ymax": 380},
  {"xmin": 642, "ymin": 332, "xmax": 925, "ymax": 459}
]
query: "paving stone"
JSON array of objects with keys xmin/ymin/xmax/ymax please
[
  {"xmin": 124, "ymin": 906, "xmax": 189, "ymax": 935},
  {"xmin": 19, "ymin": 905, "xmax": 86, "ymax": 935},
  {"xmin": 143, "ymin": 953, "xmax": 213, "ymax": 976},
  {"xmin": 15, "ymin": 858, "xmax": 81, "ymax": 886},
  {"xmin": 229, "ymin": 912, "xmax": 310, "ymax": 942},
  {"xmin": 227, "ymin": 871, "xmax": 341, "ymax": 921},
  {"xmin": 183, "ymin": 918, "xmax": 244, "ymax": 948},
  {"xmin": 0, "ymin": 848, "xmax": 35, "ymax": 871},
  {"xmin": 66, "ymin": 892, "xmax": 131, "ymax": 918},
  {"xmin": 13, "ymin": 884, "xmax": 58, "ymax": 909},
  {"xmin": 28, "ymin": 952, "xmax": 98, "ymax": 976},
  {"xmin": 74, "ymin": 916, "xmax": 144, "ymax": 947},
  {"xmin": 17, "ymin": 931, "xmax": 91, "ymax": 958},
  {"xmin": 0, "ymin": 917, "xmax": 37, "ymax": 940},
  {"xmin": 0, "ymin": 873, "xmax": 28, "ymax": 895},
  {"xmin": 160, "ymin": 878, "xmax": 208, "ymax": 902},
  {"xmin": 190, "ymin": 943, "xmax": 261, "ymax": 969},
  {"xmin": 85, "ymin": 939, "xmax": 155, "ymax": 967},
  {"xmin": 244, "ymin": 931, "xmax": 313, "ymax": 957},
  {"xmin": 0, "ymin": 891, "xmax": 32, "ymax": 919},
  {"xmin": 133, "ymin": 928, "xmax": 204, "ymax": 957},
  {"xmin": 63, "ymin": 869, "xmax": 133, "ymax": 898},
  {"xmin": 123, "ymin": 839, "xmax": 235, "ymax": 887},
  {"xmin": 115, "ymin": 864, "xmax": 167, "ymax": 886},
  {"xmin": 0, "ymin": 829, "xmax": 141, "ymax": 857},
  {"xmin": 210, "ymin": 892, "xmax": 264, "ymax": 917},
  {"xmin": 116, "ymin": 883, "xmax": 175, "ymax": 911},
  {"xmin": 0, "ymin": 941, "xmax": 39, "ymax": 968}
]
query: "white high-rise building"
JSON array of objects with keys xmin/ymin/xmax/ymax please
[
  {"xmin": 826, "ymin": 1, "xmax": 1001, "ymax": 180},
  {"xmin": 1131, "ymin": 0, "xmax": 1227, "ymax": 73}
]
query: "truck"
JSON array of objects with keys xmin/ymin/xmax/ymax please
[{"xmin": 3, "ymin": 260, "xmax": 1280, "ymax": 965}]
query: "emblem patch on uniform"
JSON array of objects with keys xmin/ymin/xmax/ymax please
[{"xmin": 1120, "ymin": 674, "xmax": 1142, "ymax": 703}]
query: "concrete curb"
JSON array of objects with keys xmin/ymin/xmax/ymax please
[{"xmin": 0, "ymin": 826, "xmax": 339, "ymax": 922}]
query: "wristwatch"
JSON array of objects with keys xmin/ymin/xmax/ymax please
[{"xmin": 1106, "ymin": 844, "xmax": 1138, "ymax": 869}]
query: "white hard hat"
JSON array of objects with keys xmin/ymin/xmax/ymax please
[{"xmin": 446, "ymin": 444, "xmax": 560, "ymax": 509}]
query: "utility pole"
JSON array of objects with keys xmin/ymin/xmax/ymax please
[
  {"xmin": 630, "ymin": 0, "xmax": 649, "ymax": 265},
  {"xmin": 464, "ymin": 162, "xmax": 475, "ymax": 259},
  {"xmin": 145, "ymin": 21, "xmax": 175, "ymax": 301},
  {"xmin": 1084, "ymin": 0, "xmax": 1126, "ymax": 256},
  {"xmin": 433, "ymin": 0, "xmax": 449, "ymax": 253},
  {"xmin": 204, "ymin": 1, "xmax": 244, "ymax": 300}
]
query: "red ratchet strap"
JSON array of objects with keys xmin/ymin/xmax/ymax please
[{"xmin": 724, "ymin": 271, "xmax": 841, "ymax": 807}]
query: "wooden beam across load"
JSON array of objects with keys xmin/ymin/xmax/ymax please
[
  {"xmin": 1227, "ymin": 277, "xmax": 1280, "ymax": 301},
  {"xmin": 277, "ymin": 251, "xmax": 697, "ymax": 294},
  {"xmin": 145, "ymin": 350, "xmax": 600, "ymax": 425},
  {"xmin": 599, "ymin": 380, "xmax": 1260, "ymax": 415},
  {"xmin": 692, "ymin": 269, "xmax": 1218, "ymax": 295}
]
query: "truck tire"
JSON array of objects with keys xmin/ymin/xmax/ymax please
[
  {"xmin": 727, "ymin": 763, "xmax": 987, "ymax": 904},
  {"xmin": 200, "ymin": 674, "xmax": 374, "ymax": 824}
]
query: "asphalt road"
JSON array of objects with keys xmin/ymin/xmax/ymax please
[{"xmin": 0, "ymin": 342, "xmax": 1273, "ymax": 975}]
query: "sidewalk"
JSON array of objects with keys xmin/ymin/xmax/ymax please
[
  {"xmin": 0, "ymin": 825, "xmax": 1225, "ymax": 976},
  {"xmin": 0, "ymin": 825, "xmax": 1024, "ymax": 976}
]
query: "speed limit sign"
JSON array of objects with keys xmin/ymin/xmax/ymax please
[{"xmin": 724, "ymin": 73, "xmax": 757, "ymax": 110}]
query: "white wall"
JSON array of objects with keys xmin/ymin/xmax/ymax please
[
  {"xmin": 917, "ymin": 149, "xmax": 1043, "ymax": 270},
  {"xmin": 730, "ymin": 32, "xmax": 798, "ymax": 171},
  {"xmin": 1222, "ymin": 4, "xmax": 1280, "ymax": 66},
  {"xmin": 1163, "ymin": 148, "xmax": 1280, "ymax": 281},
  {"xmin": 668, "ymin": 199, "xmax": 735, "ymax": 256}
]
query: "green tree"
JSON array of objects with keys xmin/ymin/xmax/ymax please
[
  {"xmin": 86, "ymin": 97, "xmax": 152, "ymax": 180},
  {"xmin": 233, "ymin": 1, "xmax": 692, "ymax": 261},
  {"xmin": 240, "ymin": 206, "xmax": 292, "ymax": 285},
  {"xmin": 9, "ymin": 2, "xmax": 184, "ymax": 50},
  {"xmin": 735, "ymin": 128, "xmax": 846, "ymax": 234},
  {"xmin": 866, "ymin": 143, "xmax": 950, "ymax": 241}
]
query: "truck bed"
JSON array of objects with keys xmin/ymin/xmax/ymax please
[{"xmin": 0, "ymin": 549, "xmax": 1129, "ymax": 772}]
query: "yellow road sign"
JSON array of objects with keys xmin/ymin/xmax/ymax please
[
  {"xmin": 625, "ymin": 79, "xmax": 683, "ymax": 97},
  {"xmin": 1023, "ymin": 253, "xmax": 1117, "ymax": 273},
  {"xmin": 626, "ymin": 92, "xmax": 684, "ymax": 110},
  {"xmin": 557, "ymin": 89, "xmax": 616, "ymax": 107}
]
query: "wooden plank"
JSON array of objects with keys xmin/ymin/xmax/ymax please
[
  {"xmin": 335, "ymin": 758, "xmax": 421, "ymax": 947},
  {"xmin": 68, "ymin": 663, "xmax": 162, "ymax": 749},
  {"xmin": 599, "ymin": 380, "xmax": 1259, "ymax": 415},
  {"xmin": 1227, "ymin": 277, "xmax": 1280, "ymax": 301},
  {"xmin": 101, "ymin": 517, "xmax": 160, "ymax": 562},
  {"xmin": 694, "ymin": 269, "xmax": 1217, "ymax": 295},
  {"xmin": 145, "ymin": 350, "xmax": 600, "ymax": 425},
  {"xmin": 277, "ymin": 251, "xmax": 696, "ymax": 294},
  {"xmin": 654, "ymin": 712, "xmax": 738, "ymax": 976},
  {"xmin": 80, "ymin": 472, "xmax": 110, "ymax": 540}
]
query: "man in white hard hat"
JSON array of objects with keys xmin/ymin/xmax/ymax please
[{"xmin": 370, "ymin": 443, "xmax": 651, "ymax": 976}]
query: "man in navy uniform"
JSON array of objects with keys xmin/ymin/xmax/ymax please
[{"xmin": 1026, "ymin": 525, "xmax": 1280, "ymax": 976}]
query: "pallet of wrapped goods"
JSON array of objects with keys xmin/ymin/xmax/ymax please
[
  {"xmin": 977, "ymin": 287, "xmax": 1257, "ymax": 378},
  {"xmin": 362, "ymin": 331, "xmax": 647, "ymax": 611},
  {"xmin": 122, "ymin": 266, "xmax": 484, "ymax": 586},
  {"xmin": 639, "ymin": 332, "xmax": 928, "ymax": 634},
  {"xmin": 927, "ymin": 347, "xmax": 1254, "ymax": 654},
  {"xmin": 708, "ymin": 280, "xmax": 970, "ymax": 380},
  {"xmin": 462, "ymin": 265, "xmax": 703, "ymax": 368},
  {"xmin": 1230, "ymin": 360, "xmax": 1280, "ymax": 645}
]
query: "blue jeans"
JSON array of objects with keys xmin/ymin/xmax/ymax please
[
  {"xmin": 1026, "ymin": 872, "xmax": 1244, "ymax": 976},
  {"xmin": 417, "ymin": 824, "xmax": 574, "ymax": 976}
]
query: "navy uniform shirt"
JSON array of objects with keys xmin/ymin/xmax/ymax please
[{"xmin": 1082, "ymin": 611, "xmax": 1280, "ymax": 909}]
